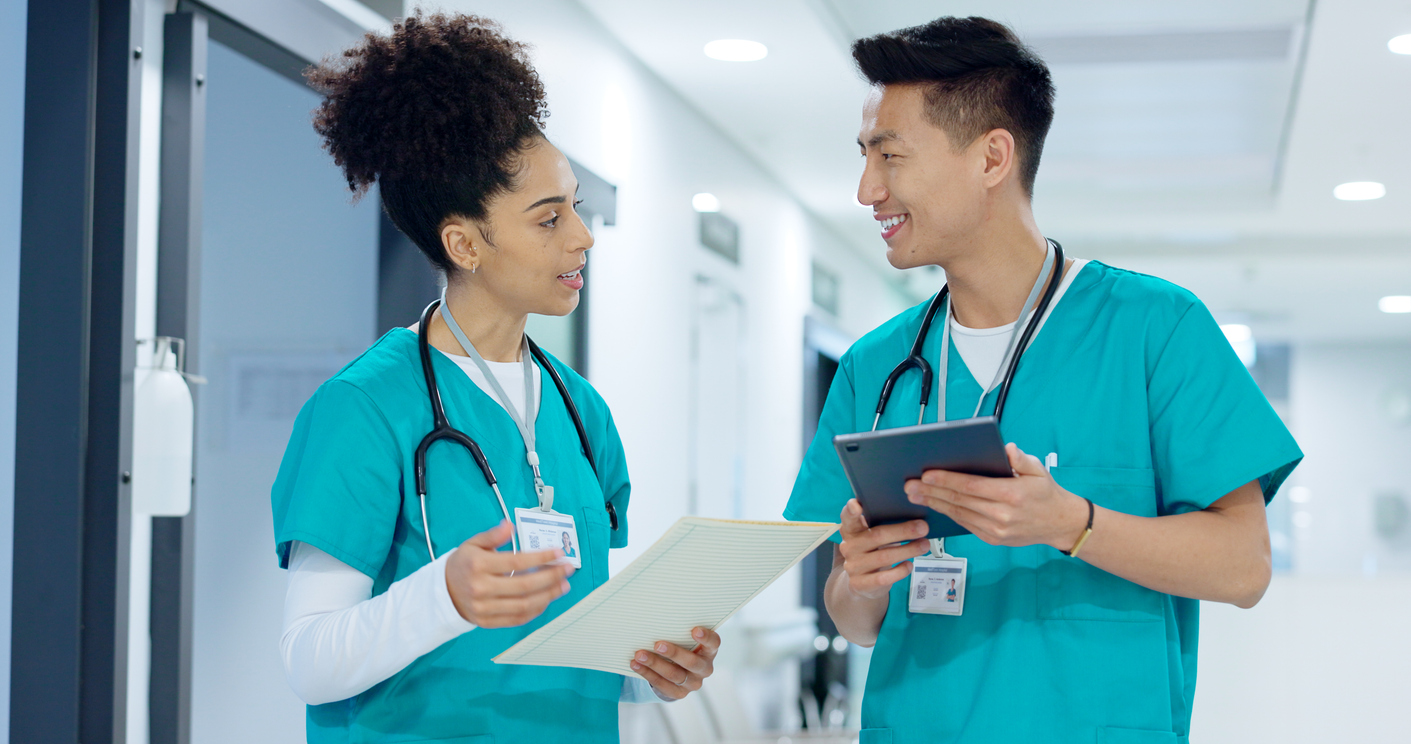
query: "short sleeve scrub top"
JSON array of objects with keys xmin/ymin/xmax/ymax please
[
  {"xmin": 271, "ymin": 328, "xmax": 632, "ymax": 744},
  {"xmin": 785, "ymin": 261, "xmax": 1302, "ymax": 744}
]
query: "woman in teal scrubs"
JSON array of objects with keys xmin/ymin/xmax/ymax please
[
  {"xmin": 786, "ymin": 17, "xmax": 1300, "ymax": 744},
  {"xmin": 271, "ymin": 12, "xmax": 718, "ymax": 742}
]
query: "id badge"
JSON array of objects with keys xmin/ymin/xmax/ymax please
[
  {"xmin": 908, "ymin": 554, "xmax": 967, "ymax": 616},
  {"xmin": 513, "ymin": 507, "xmax": 582, "ymax": 568}
]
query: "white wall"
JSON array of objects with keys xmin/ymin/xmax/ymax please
[
  {"xmin": 1288, "ymin": 342, "xmax": 1411, "ymax": 575},
  {"xmin": 812, "ymin": 221, "xmax": 917, "ymax": 342},
  {"xmin": 1192, "ymin": 575, "xmax": 1411, "ymax": 743},
  {"xmin": 117, "ymin": 1, "xmax": 912, "ymax": 739},
  {"xmin": 189, "ymin": 39, "xmax": 381, "ymax": 744},
  {"xmin": 435, "ymin": 0, "xmax": 910, "ymax": 732},
  {"xmin": 434, "ymin": 0, "xmax": 909, "ymax": 556},
  {"xmin": 0, "ymin": 1, "xmax": 25, "ymax": 740},
  {"xmin": 1187, "ymin": 341, "xmax": 1411, "ymax": 741}
]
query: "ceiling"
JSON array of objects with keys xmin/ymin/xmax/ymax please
[{"xmin": 577, "ymin": 0, "xmax": 1411, "ymax": 343}]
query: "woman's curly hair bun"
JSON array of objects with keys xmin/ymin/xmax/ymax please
[{"xmin": 307, "ymin": 13, "xmax": 552, "ymax": 273}]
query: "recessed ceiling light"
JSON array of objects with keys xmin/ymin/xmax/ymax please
[
  {"xmin": 1380, "ymin": 295, "xmax": 1411, "ymax": 314},
  {"xmin": 1220, "ymin": 323, "xmax": 1251, "ymax": 343},
  {"xmin": 1389, "ymin": 34, "xmax": 1411, "ymax": 55},
  {"xmin": 692, "ymin": 193, "xmax": 721, "ymax": 212},
  {"xmin": 704, "ymin": 39, "xmax": 768, "ymax": 62},
  {"xmin": 1219, "ymin": 324, "xmax": 1256, "ymax": 367},
  {"xmin": 1333, "ymin": 181, "xmax": 1386, "ymax": 201}
]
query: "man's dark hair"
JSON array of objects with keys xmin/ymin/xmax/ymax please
[
  {"xmin": 853, "ymin": 17, "xmax": 1054, "ymax": 196},
  {"xmin": 308, "ymin": 12, "xmax": 548, "ymax": 274}
]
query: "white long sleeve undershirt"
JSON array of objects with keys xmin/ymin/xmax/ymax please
[
  {"xmin": 280, "ymin": 541, "xmax": 471, "ymax": 704},
  {"xmin": 280, "ymin": 346, "xmax": 666, "ymax": 706},
  {"xmin": 280, "ymin": 542, "xmax": 666, "ymax": 705}
]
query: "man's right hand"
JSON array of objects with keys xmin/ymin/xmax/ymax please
[
  {"xmin": 837, "ymin": 499, "xmax": 931, "ymax": 599},
  {"xmin": 445, "ymin": 520, "xmax": 574, "ymax": 628}
]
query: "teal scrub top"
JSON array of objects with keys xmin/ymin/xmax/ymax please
[
  {"xmin": 785, "ymin": 261, "xmax": 1301, "ymax": 744},
  {"xmin": 271, "ymin": 328, "xmax": 632, "ymax": 744}
]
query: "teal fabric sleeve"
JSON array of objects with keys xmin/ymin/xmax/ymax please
[
  {"xmin": 271, "ymin": 379, "xmax": 403, "ymax": 579},
  {"xmin": 1146, "ymin": 301, "xmax": 1303, "ymax": 514},
  {"xmin": 785, "ymin": 351, "xmax": 858, "ymax": 542}
]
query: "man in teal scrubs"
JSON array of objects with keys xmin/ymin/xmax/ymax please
[{"xmin": 785, "ymin": 17, "xmax": 1301, "ymax": 744}]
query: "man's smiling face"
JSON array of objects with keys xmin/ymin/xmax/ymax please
[{"xmin": 856, "ymin": 84, "xmax": 991, "ymax": 270}]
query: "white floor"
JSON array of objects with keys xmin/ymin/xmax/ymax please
[{"xmin": 1192, "ymin": 575, "xmax": 1411, "ymax": 743}]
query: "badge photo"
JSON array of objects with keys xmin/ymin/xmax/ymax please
[
  {"xmin": 909, "ymin": 555, "xmax": 966, "ymax": 616},
  {"xmin": 514, "ymin": 507, "xmax": 582, "ymax": 569}
]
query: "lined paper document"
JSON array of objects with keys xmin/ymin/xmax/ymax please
[{"xmin": 494, "ymin": 517, "xmax": 838, "ymax": 677}]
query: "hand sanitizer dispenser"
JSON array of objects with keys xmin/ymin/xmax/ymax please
[{"xmin": 132, "ymin": 337, "xmax": 194, "ymax": 516}]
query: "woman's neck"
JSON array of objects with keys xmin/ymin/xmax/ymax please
[{"xmin": 428, "ymin": 284, "xmax": 528, "ymax": 363}]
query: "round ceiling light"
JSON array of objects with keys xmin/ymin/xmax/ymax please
[
  {"xmin": 704, "ymin": 39, "xmax": 768, "ymax": 62},
  {"xmin": 1389, "ymin": 34, "xmax": 1411, "ymax": 55},
  {"xmin": 1219, "ymin": 324, "xmax": 1256, "ymax": 367},
  {"xmin": 1379, "ymin": 295, "xmax": 1411, "ymax": 314},
  {"xmin": 692, "ymin": 193, "xmax": 721, "ymax": 212},
  {"xmin": 1333, "ymin": 181, "xmax": 1386, "ymax": 201}
]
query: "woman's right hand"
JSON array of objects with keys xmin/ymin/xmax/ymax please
[{"xmin": 445, "ymin": 521, "xmax": 575, "ymax": 628}]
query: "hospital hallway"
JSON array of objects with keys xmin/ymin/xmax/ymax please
[{"xmin": 1, "ymin": 1, "xmax": 1410, "ymax": 743}]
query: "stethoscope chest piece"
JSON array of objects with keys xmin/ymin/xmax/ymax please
[{"xmin": 874, "ymin": 240, "xmax": 1065, "ymax": 429}]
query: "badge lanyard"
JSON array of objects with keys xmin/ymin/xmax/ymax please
[
  {"xmin": 910, "ymin": 242, "xmax": 1055, "ymax": 616},
  {"xmin": 935, "ymin": 241, "xmax": 1056, "ymax": 421},
  {"xmin": 439, "ymin": 295, "xmax": 584, "ymax": 567},
  {"xmin": 439, "ymin": 292, "xmax": 555, "ymax": 513}
]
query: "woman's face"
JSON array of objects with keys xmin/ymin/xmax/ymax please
[{"xmin": 445, "ymin": 139, "xmax": 593, "ymax": 318}]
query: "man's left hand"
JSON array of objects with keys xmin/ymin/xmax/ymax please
[
  {"xmin": 631, "ymin": 626, "xmax": 720, "ymax": 700},
  {"xmin": 905, "ymin": 443, "xmax": 1086, "ymax": 549}
]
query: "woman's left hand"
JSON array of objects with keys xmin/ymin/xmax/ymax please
[{"xmin": 630, "ymin": 627, "xmax": 720, "ymax": 700}]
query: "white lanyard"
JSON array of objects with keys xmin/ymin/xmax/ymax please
[
  {"xmin": 439, "ymin": 293, "xmax": 555, "ymax": 512},
  {"xmin": 936, "ymin": 241, "xmax": 1056, "ymax": 421}
]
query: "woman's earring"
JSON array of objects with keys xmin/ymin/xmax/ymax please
[{"xmin": 471, "ymin": 263, "xmax": 477, "ymax": 274}]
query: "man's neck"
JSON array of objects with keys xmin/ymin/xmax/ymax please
[
  {"xmin": 940, "ymin": 213, "xmax": 1053, "ymax": 330},
  {"xmin": 429, "ymin": 284, "xmax": 528, "ymax": 363}
]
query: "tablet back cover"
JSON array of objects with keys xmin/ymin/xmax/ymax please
[{"xmin": 833, "ymin": 417, "xmax": 1011, "ymax": 539}]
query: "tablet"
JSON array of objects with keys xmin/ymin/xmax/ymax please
[{"xmin": 833, "ymin": 417, "xmax": 1012, "ymax": 539}]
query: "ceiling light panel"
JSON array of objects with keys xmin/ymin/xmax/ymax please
[
  {"xmin": 1031, "ymin": 27, "xmax": 1294, "ymax": 65},
  {"xmin": 1333, "ymin": 182, "xmax": 1386, "ymax": 201},
  {"xmin": 1380, "ymin": 296, "xmax": 1411, "ymax": 314},
  {"xmin": 1038, "ymin": 60, "xmax": 1290, "ymax": 194},
  {"xmin": 820, "ymin": 0, "xmax": 1311, "ymax": 41},
  {"xmin": 821, "ymin": 0, "xmax": 1311, "ymax": 206},
  {"xmin": 704, "ymin": 39, "xmax": 768, "ymax": 61},
  {"xmin": 692, "ymin": 193, "xmax": 722, "ymax": 212}
]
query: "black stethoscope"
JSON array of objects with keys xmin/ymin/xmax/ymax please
[
  {"xmin": 873, "ymin": 240, "xmax": 1065, "ymax": 429},
  {"xmin": 413, "ymin": 299, "xmax": 615, "ymax": 559}
]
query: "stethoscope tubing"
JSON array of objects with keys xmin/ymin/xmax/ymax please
[
  {"xmin": 874, "ymin": 240, "xmax": 1064, "ymax": 428},
  {"xmin": 991, "ymin": 241, "xmax": 1064, "ymax": 420},
  {"xmin": 413, "ymin": 299, "xmax": 606, "ymax": 561}
]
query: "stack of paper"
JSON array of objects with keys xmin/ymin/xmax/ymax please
[{"xmin": 494, "ymin": 517, "xmax": 838, "ymax": 677}]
